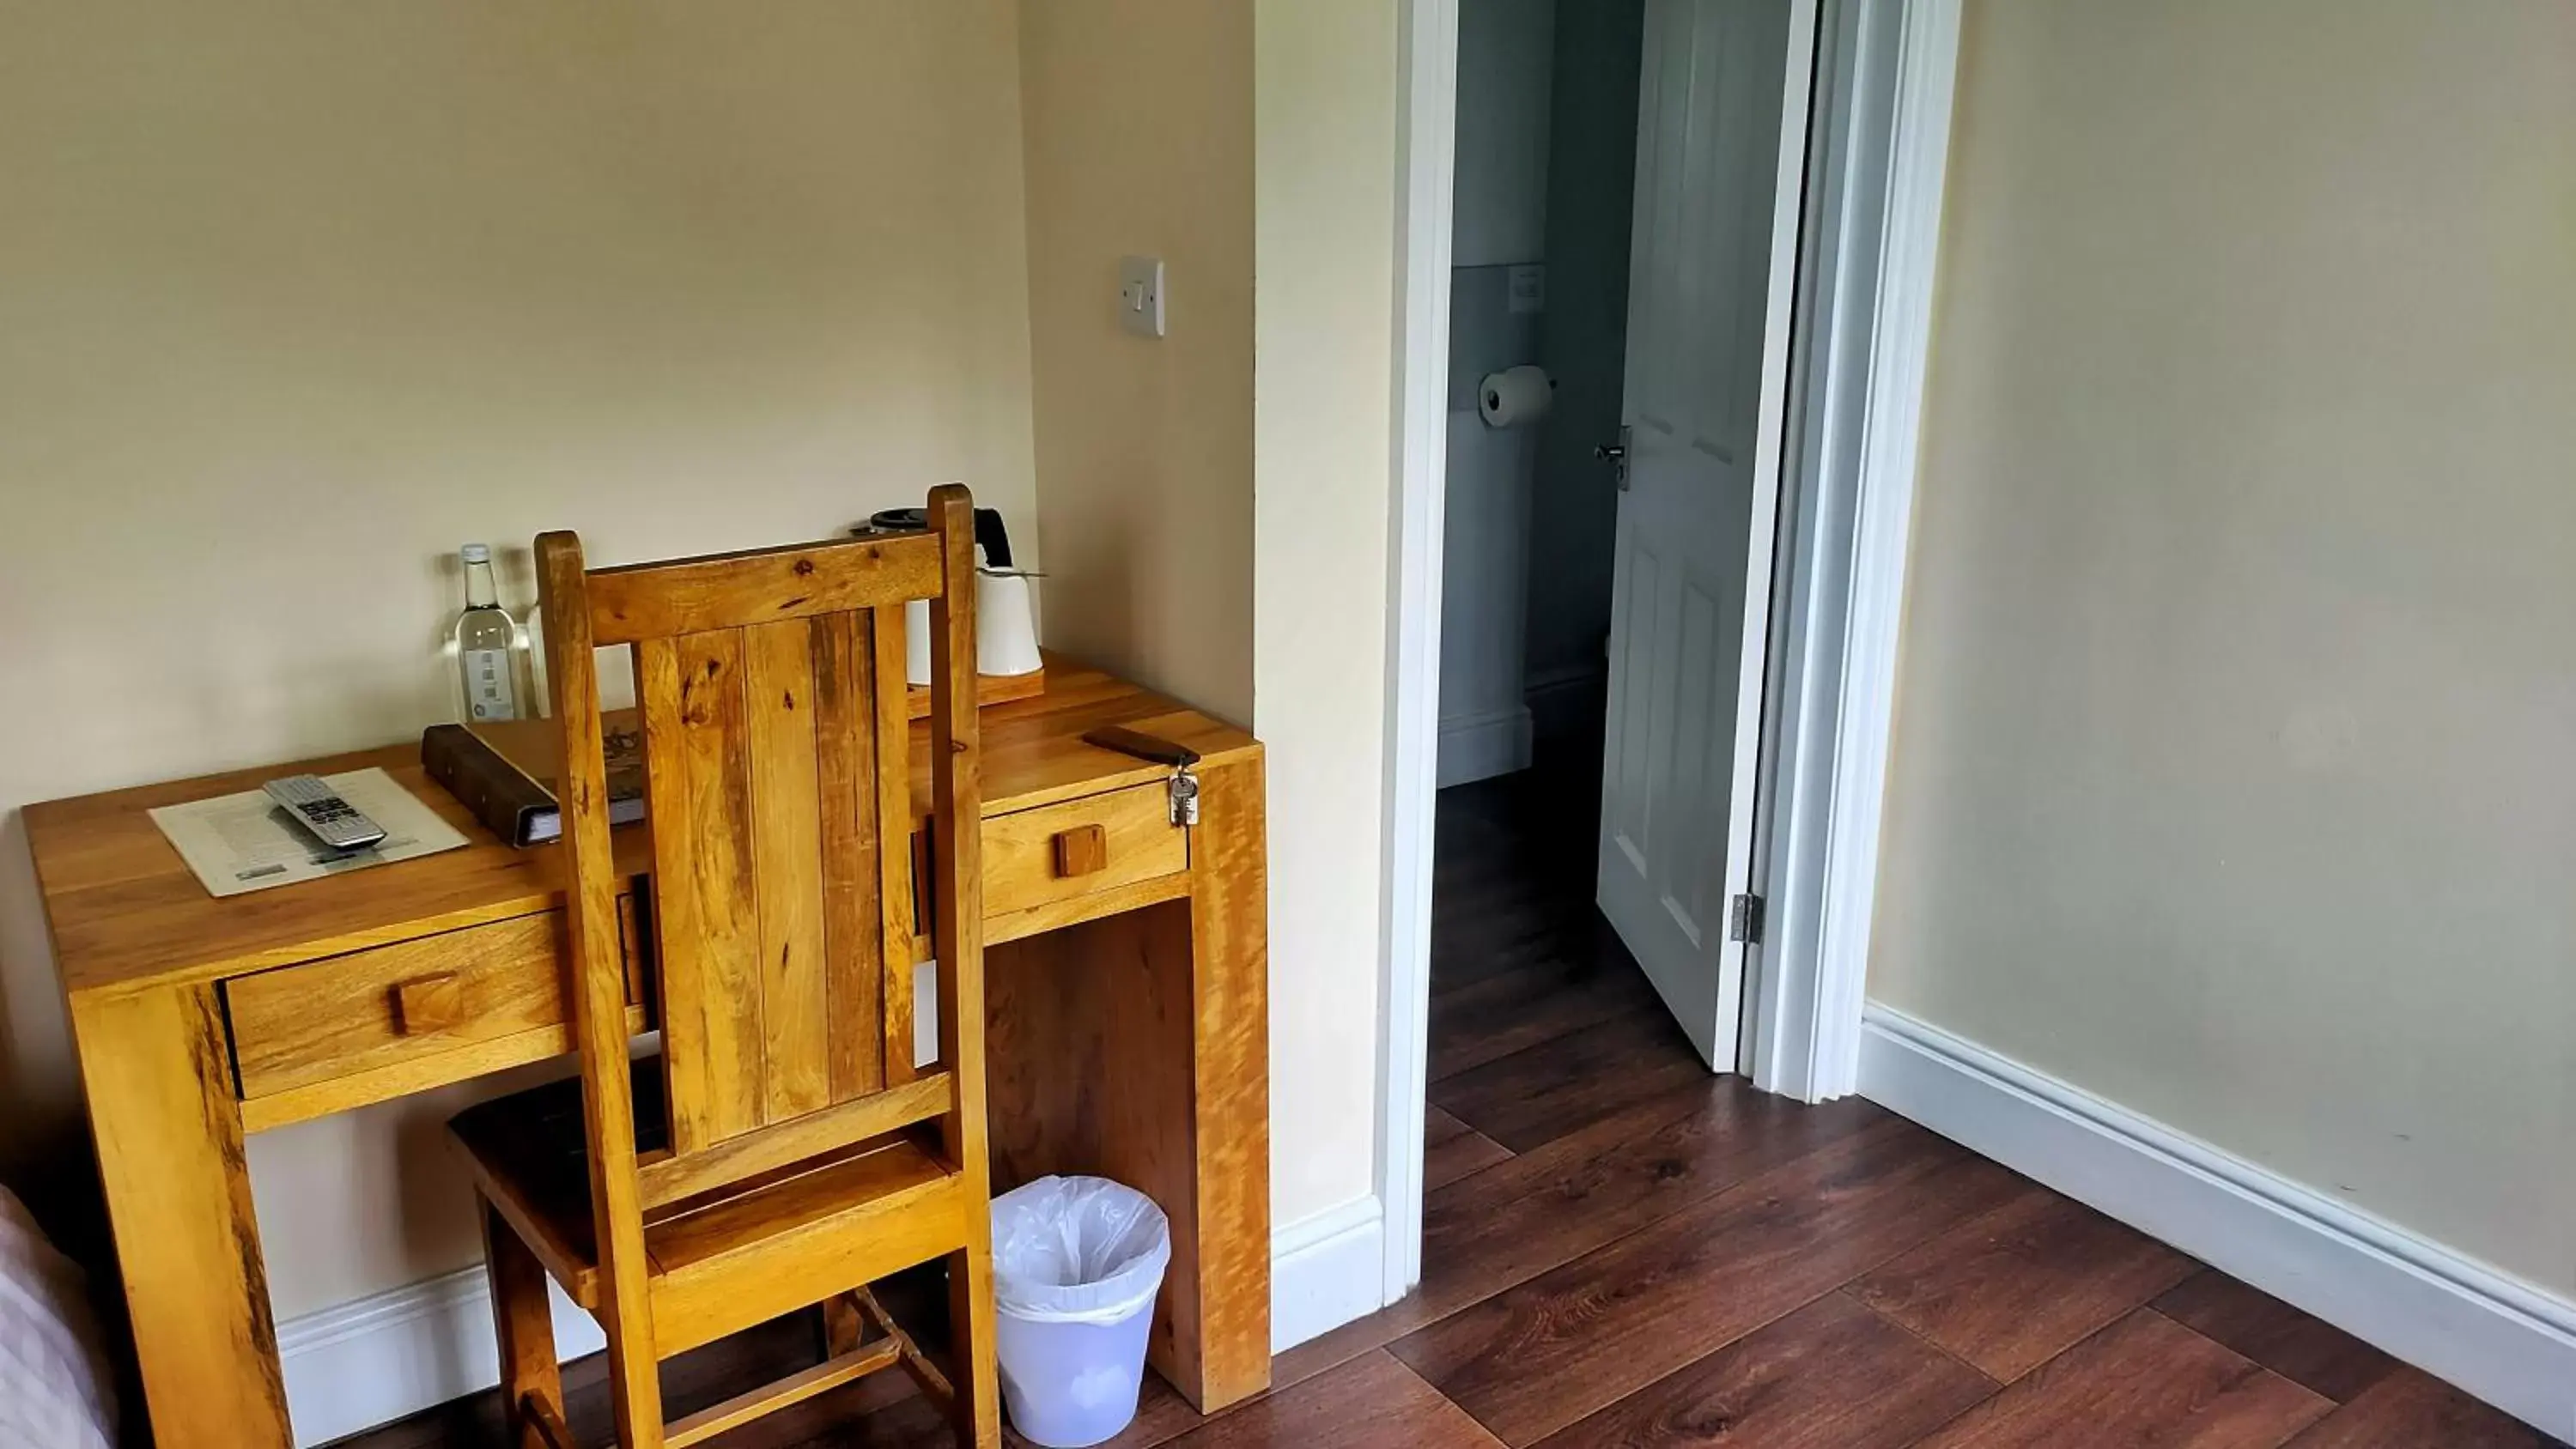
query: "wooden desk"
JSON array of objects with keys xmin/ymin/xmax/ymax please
[{"xmin": 26, "ymin": 659, "xmax": 1270, "ymax": 1449}]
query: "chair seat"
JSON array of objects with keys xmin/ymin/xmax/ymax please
[{"xmin": 451, "ymin": 1065, "xmax": 972, "ymax": 1356}]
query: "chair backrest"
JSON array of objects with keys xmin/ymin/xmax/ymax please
[{"xmin": 535, "ymin": 487, "xmax": 985, "ymax": 1242}]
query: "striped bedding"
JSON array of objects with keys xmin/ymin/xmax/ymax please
[{"xmin": 0, "ymin": 1186, "xmax": 114, "ymax": 1449}]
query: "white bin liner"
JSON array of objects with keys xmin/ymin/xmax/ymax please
[{"xmin": 991, "ymin": 1175, "xmax": 1171, "ymax": 1324}]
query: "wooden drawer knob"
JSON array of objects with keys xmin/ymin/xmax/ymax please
[
  {"xmin": 392, "ymin": 973, "xmax": 464, "ymax": 1035},
  {"xmin": 1052, "ymin": 824, "xmax": 1109, "ymax": 879}
]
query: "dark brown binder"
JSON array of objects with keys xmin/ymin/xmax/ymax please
[{"xmin": 420, "ymin": 712, "xmax": 645, "ymax": 847}]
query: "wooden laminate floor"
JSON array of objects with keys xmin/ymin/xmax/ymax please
[{"xmin": 337, "ymin": 767, "xmax": 2563, "ymax": 1449}]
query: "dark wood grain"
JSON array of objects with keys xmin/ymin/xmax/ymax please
[
  {"xmin": 1427, "ymin": 912, "xmax": 1606, "ymax": 996},
  {"xmin": 1429, "ymin": 935, "xmax": 1661, "ymax": 1081},
  {"xmin": 1157, "ymin": 1351, "xmax": 1503, "ymax": 1449},
  {"xmin": 1264, "ymin": 1294, "xmax": 1450, "ymax": 1399},
  {"xmin": 1420, "ymin": 1075, "xmax": 1882, "ymax": 1317},
  {"xmin": 1429, "ymin": 1009, "xmax": 1722, "ymax": 1152},
  {"xmin": 1852, "ymin": 1185, "xmax": 2200, "ymax": 1381},
  {"xmin": 343, "ymin": 1311, "xmax": 933, "ymax": 1449},
  {"xmin": 1910, "ymin": 1309, "xmax": 2330, "ymax": 1449},
  {"xmin": 334, "ymin": 764, "xmax": 2565, "ymax": 1449},
  {"xmin": 2282, "ymin": 1367, "xmax": 2563, "ymax": 1448},
  {"xmin": 681, "ymin": 1367, "xmax": 956, "ymax": 1449},
  {"xmin": 1023, "ymin": 1371, "xmax": 1209, "ymax": 1449},
  {"xmin": 2150, "ymin": 1270, "xmax": 2396, "ymax": 1404},
  {"xmin": 1390, "ymin": 1115, "xmax": 2024, "ymax": 1445},
  {"xmin": 1263, "ymin": 1081, "xmax": 1889, "ymax": 1421},
  {"xmin": 1529, "ymin": 1291, "xmax": 1995, "ymax": 1449},
  {"xmin": 1423, "ymin": 1103, "xmax": 1513, "ymax": 1190},
  {"xmin": 1424, "ymin": 779, "xmax": 1601, "ymax": 993}
]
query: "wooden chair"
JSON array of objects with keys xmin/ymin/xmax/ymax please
[{"xmin": 449, "ymin": 486, "xmax": 999, "ymax": 1448}]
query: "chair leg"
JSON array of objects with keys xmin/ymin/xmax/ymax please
[
  {"xmin": 599, "ymin": 1313, "xmax": 667, "ymax": 1449},
  {"xmin": 478, "ymin": 1199, "xmax": 563, "ymax": 1444},
  {"xmin": 946, "ymin": 1246, "xmax": 1002, "ymax": 1447},
  {"xmin": 819, "ymin": 1291, "xmax": 867, "ymax": 1357}
]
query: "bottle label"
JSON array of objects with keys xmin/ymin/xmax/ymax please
[{"xmin": 463, "ymin": 648, "xmax": 519, "ymax": 722}]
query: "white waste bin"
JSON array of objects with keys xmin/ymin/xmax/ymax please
[{"xmin": 989, "ymin": 1175, "xmax": 1172, "ymax": 1448}]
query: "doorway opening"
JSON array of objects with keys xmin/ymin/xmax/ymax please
[
  {"xmin": 1382, "ymin": 0, "xmax": 1959, "ymax": 1320},
  {"xmin": 1426, "ymin": 0, "xmax": 1807, "ymax": 1155}
]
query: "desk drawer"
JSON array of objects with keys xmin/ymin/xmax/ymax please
[
  {"xmin": 224, "ymin": 907, "xmax": 643, "ymax": 1110},
  {"xmin": 984, "ymin": 782, "xmax": 1188, "ymax": 920}
]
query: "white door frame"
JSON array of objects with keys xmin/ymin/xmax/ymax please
[{"xmin": 1376, "ymin": 0, "xmax": 1963, "ymax": 1304}]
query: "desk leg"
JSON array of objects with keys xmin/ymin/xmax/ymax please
[
  {"xmin": 1184, "ymin": 755, "xmax": 1271, "ymax": 1411},
  {"xmin": 69, "ymin": 983, "xmax": 292, "ymax": 1449}
]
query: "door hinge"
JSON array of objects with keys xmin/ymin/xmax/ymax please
[{"xmin": 1728, "ymin": 893, "xmax": 1765, "ymax": 945}]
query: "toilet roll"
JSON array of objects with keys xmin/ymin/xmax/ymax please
[{"xmin": 1478, "ymin": 365, "xmax": 1554, "ymax": 428}]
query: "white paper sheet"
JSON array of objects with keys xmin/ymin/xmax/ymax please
[{"xmin": 149, "ymin": 767, "xmax": 469, "ymax": 897}]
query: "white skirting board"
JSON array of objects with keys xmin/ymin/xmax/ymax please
[
  {"xmin": 1859, "ymin": 1004, "xmax": 2576, "ymax": 1442},
  {"xmin": 276, "ymin": 1264, "xmax": 603, "ymax": 1448},
  {"xmin": 1435, "ymin": 705, "xmax": 1533, "ymax": 788},
  {"xmin": 276, "ymin": 1194, "xmax": 1391, "ymax": 1446},
  {"xmin": 1268, "ymin": 1193, "xmax": 1387, "ymax": 1355},
  {"xmin": 1522, "ymin": 664, "xmax": 1607, "ymax": 747}
]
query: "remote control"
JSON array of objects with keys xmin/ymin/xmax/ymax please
[
  {"xmin": 263, "ymin": 775, "xmax": 390, "ymax": 852},
  {"xmin": 1079, "ymin": 725, "xmax": 1200, "ymax": 768}
]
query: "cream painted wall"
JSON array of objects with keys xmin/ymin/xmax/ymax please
[
  {"xmin": 0, "ymin": 0, "xmax": 1038, "ymax": 1318},
  {"xmin": 1018, "ymin": 0, "xmax": 1256, "ymax": 724},
  {"xmin": 1874, "ymin": 0, "xmax": 2576, "ymax": 1294},
  {"xmin": 1252, "ymin": 0, "xmax": 1404, "ymax": 1226},
  {"xmin": 1017, "ymin": 0, "xmax": 1400, "ymax": 1233}
]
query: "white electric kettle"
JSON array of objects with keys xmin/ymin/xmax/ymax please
[{"xmin": 907, "ymin": 545, "xmax": 1041, "ymax": 685}]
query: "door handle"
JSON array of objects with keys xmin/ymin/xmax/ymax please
[{"xmin": 1596, "ymin": 427, "xmax": 1634, "ymax": 490}]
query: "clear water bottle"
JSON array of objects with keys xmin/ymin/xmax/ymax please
[{"xmin": 452, "ymin": 543, "xmax": 533, "ymax": 722}]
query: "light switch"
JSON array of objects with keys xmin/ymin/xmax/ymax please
[{"xmin": 1119, "ymin": 255, "xmax": 1166, "ymax": 338}]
